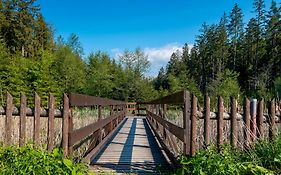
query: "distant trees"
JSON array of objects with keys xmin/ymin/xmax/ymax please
[
  {"xmin": 1, "ymin": 0, "xmax": 280, "ymax": 105},
  {"xmin": 0, "ymin": 0, "xmax": 157, "ymax": 104},
  {"xmin": 155, "ymin": 0, "xmax": 281, "ymax": 100}
]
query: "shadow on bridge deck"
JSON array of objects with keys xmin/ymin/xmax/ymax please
[{"xmin": 90, "ymin": 116, "xmax": 171, "ymax": 174}]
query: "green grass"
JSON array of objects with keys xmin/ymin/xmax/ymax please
[
  {"xmin": 174, "ymin": 134, "xmax": 281, "ymax": 175},
  {"xmin": 0, "ymin": 144, "xmax": 91, "ymax": 175}
]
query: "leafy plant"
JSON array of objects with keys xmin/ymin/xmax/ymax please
[
  {"xmin": 0, "ymin": 145, "xmax": 90, "ymax": 175},
  {"xmin": 173, "ymin": 135, "xmax": 281, "ymax": 175}
]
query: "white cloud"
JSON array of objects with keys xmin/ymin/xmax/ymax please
[
  {"xmin": 111, "ymin": 43, "xmax": 193, "ymax": 77},
  {"xmin": 111, "ymin": 48, "xmax": 122, "ymax": 59},
  {"xmin": 144, "ymin": 43, "xmax": 183, "ymax": 63}
]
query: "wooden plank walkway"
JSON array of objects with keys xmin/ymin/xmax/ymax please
[{"xmin": 90, "ymin": 116, "xmax": 171, "ymax": 174}]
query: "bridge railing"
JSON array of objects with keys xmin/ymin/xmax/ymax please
[
  {"xmin": 143, "ymin": 90, "xmax": 281, "ymax": 166},
  {"xmin": 143, "ymin": 91, "xmax": 189, "ymax": 165},
  {"xmin": 68, "ymin": 93, "xmax": 127, "ymax": 163}
]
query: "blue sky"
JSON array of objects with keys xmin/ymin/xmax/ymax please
[{"xmin": 37, "ymin": 0, "xmax": 273, "ymax": 76}]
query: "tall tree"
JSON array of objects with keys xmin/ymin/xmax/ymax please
[
  {"xmin": 119, "ymin": 48, "xmax": 150, "ymax": 77},
  {"xmin": 265, "ymin": 0, "xmax": 281, "ymax": 78},
  {"xmin": 228, "ymin": 3, "xmax": 244, "ymax": 70}
]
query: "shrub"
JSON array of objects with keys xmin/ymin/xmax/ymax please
[
  {"xmin": 0, "ymin": 145, "xmax": 89, "ymax": 175},
  {"xmin": 174, "ymin": 134, "xmax": 281, "ymax": 175}
]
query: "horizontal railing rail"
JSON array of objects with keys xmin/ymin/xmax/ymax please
[
  {"xmin": 67, "ymin": 93, "xmax": 127, "ymax": 163},
  {"xmin": 69, "ymin": 93, "xmax": 126, "ymax": 107}
]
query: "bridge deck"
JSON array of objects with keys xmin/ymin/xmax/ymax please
[{"xmin": 90, "ymin": 116, "xmax": 171, "ymax": 174}]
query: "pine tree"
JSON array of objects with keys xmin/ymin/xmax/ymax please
[
  {"xmin": 265, "ymin": 0, "xmax": 281, "ymax": 78},
  {"xmin": 228, "ymin": 3, "xmax": 244, "ymax": 70}
]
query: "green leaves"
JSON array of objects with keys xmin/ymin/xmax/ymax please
[
  {"xmin": 175, "ymin": 135, "xmax": 281, "ymax": 175},
  {"xmin": 0, "ymin": 145, "xmax": 89, "ymax": 175}
]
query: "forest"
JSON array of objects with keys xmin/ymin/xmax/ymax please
[{"xmin": 0, "ymin": 0, "xmax": 280, "ymax": 105}]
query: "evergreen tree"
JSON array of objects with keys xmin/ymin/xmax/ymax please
[{"xmin": 228, "ymin": 3, "xmax": 244, "ymax": 70}]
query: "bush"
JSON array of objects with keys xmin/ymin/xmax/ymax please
[
  {"xmin": 174, "ymin": 135, "xmax": 281, "ymax": 175},
  {"xmin": 0, "ymin": 145, "xmax": 89, "ymax": 175}
]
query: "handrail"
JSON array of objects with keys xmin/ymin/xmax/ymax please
[
  {"xmin": 141, "ymin": 90, "xmax": 187, "ymax": 104},
  {"xmin": 69, "ymin": 110, "xmax": 125, "ymax": 146},
  {"xmin": 69, "ymin": 93, "xmax": 126, "ymax": 107},
  {"xmin": 146, "ymin": 111, "xmax": 184, "ymax": 142}
]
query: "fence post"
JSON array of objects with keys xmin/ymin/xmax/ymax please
[
  {"xmin": 62, "ymin": 93, "xmax": 69, "ymax": 157},
  {"xmin": 190, "ymin": 94, "xmax": 197, "ymax": 156},
  {"xmin": 19, "ymin": 93, "xmax": 27, "ymax": 146},
  {"xmin": 269, "ymin": 99, "xmax": 276, "ymax": 141},
  {"xmin": 243, "ymin": 98, "xmax": 251, "ymax": 148},
  {"xmin": 5, "ymin": 92, "xmax": 13, "ymax": 146},
  {"xmin": 183, "ymin": 91, "xmax": 191, "ymax": 156},
  {"xmin": 250, "ymin": 99, "xmax": 257, "ymax": 142},
  {"xmin": 47, "ymin": 94, "xmax": 55, "ymax": 151},
  {"xmin": 217, "ymin": 96, "xmax": 224, "ymax": 148},
  {"xmin": 98, "ymin": 105, "xmax": 102, "ymax": 121},
  {"xmin": 257, "ymin": 99, "xmax": 264, "ymax": 139},
  {"xmin": 204, "ymin": 95, "xmax": 210, "ymax": 148},
  {"xmin": 110, "ymin": 105, "xmax": 113, "ymax": 116},
  {"xmin": 34, "ymin": 92, "xmax": 41, "ymax": 146},
  {"xmin": 230, "ymin": 97, "xmax": 238, "ymax": 147}
]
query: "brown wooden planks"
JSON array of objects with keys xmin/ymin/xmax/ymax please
[
  {"xmin": 230, "ymin": 97, "xmax": 238, "ymax": 147},
  {"xmin": 217, "ymin": 96, "xmax": 224, "ymax": 147},
  {"xmin": 143, "ymin": 90, "xmax": 185, "ymax": 104},
  {"xmin": 69, "ymin": 93, "xmax": 126, "ymax": 107},
  {"xmin": 47, "ymin": 94, "xmax": 55, "ymax": 151},
  {"xmin": 204, "ymin": 95, "xmax": 210, "ymax": 147},
  {"xmin": 19, "ymin": 93, "xmax": 27, "ymax": 146},
  {"xmin": 269, "ymin": 99, "xmax": 276, "ymax": 140},
  {"xmin": 183, "ymin": 91, "xmax": 191, "ymax": 155},
  {"xmin": 257, "ymin": 99, "xmax": 264, "ymax": 138},
  {"xmin": 69, "ymin": 111, "xmax": 126, "ymax": 146},
  {"xmin": 5, "ymin": 92, "xmax": 13, "ymax": 146},
  {"xmin": 146, "ymin": 111, "xmax": 184, "ymax": 142},
  {"xmin": 62, "ymin": 93, "xmax": 69, "ymax": 156},
  {"xmin": 243, "ymin": 98, "xmax": 251, "ymax": 148},
  {"xmin": 190, "ymin": 94, "xmax": 197, "ymax": 156},
  {"xmin": 34, "ymin": 92, "xmax": 41, "ymax": 145},
  {"xmin": 250, "ymin": 99, "xmax": 257, "ymax": 142}
]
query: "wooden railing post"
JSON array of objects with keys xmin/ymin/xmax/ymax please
[
  {"xmin": 230, "ymin": 97, "xmax": 238, "ymax": 147},
  {"xmin": 183, "ymin": 91, "xmax": 191, "ymax": 156},
  {"xmin": 269, "ymin": 99, "xmax": 276, "ymax": 141},
  {"xmin": 257, "ymin": 99, "xmax": 264, "ymax": 139},
  {"xmin": 217, "ymin": 96, "xmax": 224, "ymax": 148},
  {"xmin": 243, "ymin": 98, "xmax": 251, "ymax": 148},
  {"xmin": 250, "ymin": 99, "xmax": 257, "ymax": 142},
  {"xmin": 98, "ymin": 105, "xmax": 102, "ymax": 121},
  {"xmin": 62, "ymin": 93, "xmax": 69, "ymax": 157},
  {"xmin": 47, "ymin": 94, "xmax": 55, "ymax": 151},
  {"xmin": 110, "ymin": 105, "xmax": 113, "ymax": 116},
  {"xmin": 204, "ymin": 95, "xmax": 210, "ymax": 148},
  {"xmin": 19, "ymin": 93, "xmax": 26, "ymax": 146},
  {"xmin": 190, "ymin": 94, "xmax": 197, "ymax": 156},
  {"xmin": 34, "ymin": 92, "xmax": 41, "ymax": 146},
  {"xmin": 5, "ymin": 92, "xmax": 13, "ymax": 146}
]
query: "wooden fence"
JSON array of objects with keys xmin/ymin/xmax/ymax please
[
  {"xmin": 0, "ymin": 92, "xmax": 66, "ymax": 152},
  {"xmin": 67, "ymin": 93, "xmax": 127, "ymax": 163},
  {"xmin": 143, "ymin": 90, "xmax": 281, "ymax": 163},
  {"xmin": 0, "ymin": 92, "xmax": 127, "ymax": 162}
]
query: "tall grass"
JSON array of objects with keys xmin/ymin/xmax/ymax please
[{"xmin": 174, "ymin": 134, "xmax": 281, "ymax": 175}]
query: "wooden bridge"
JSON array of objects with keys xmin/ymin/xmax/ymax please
[{"xmin": 0, "ymin": 91, "xmax": 281, "ymax": 174}]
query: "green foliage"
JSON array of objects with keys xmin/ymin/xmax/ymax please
[
  {"xmin": 242, "ymin": 134, "xmax": 281, "ymax": 173},
  {"xmin": 175, "ymin": 135, "xmax": 281, "ymax": 175},
  {"xmin": 207, "ymin": 69, "xmax": 241, "ymax": 106},
  {"xmin": 273, "ymin": 77, "xmax": 281, "ymax": 100},
  {"xmin": 0, "ymin": 145, "xmax": 89, "ymax": 175}
]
